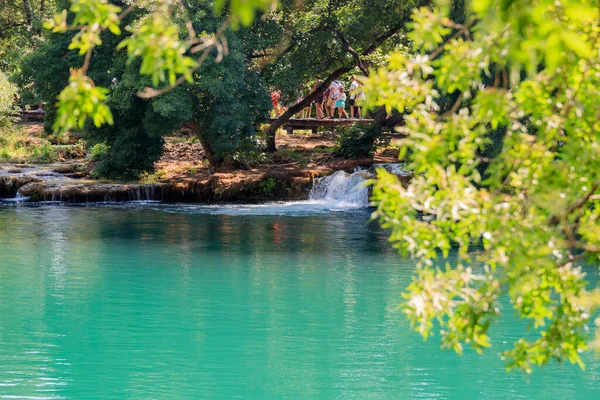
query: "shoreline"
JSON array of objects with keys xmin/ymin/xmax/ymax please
[{"xmin": 1, "ymin": 159, "xmax": 412, "ymax": 204}]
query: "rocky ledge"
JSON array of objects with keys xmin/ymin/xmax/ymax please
[
  {"xmin": 0, "ymin": 176, "xmax": 43, "ymax": 197},
  {"xmin": 16, "ymin": 172, "xmax": 313, "ymax": 203},
  {"xmin": 1, "ymin": 159, "xmax": 413, "ymax": 204},
  {"xmin": 10, "ymin": 161, "xmax": 367, "ymax": 203}
]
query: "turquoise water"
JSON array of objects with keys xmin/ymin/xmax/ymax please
[{"xmin": 0, "ymin": 203, "xmax": 599, "ymax": 399}]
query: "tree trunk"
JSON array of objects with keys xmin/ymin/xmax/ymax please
[
  {"xmin": 183, "ymin": 120, "xmax": 220, "ymax": 168},
  {"xmin": 22, "ymin": 0, "xmax": 32, "ymax": 26}
]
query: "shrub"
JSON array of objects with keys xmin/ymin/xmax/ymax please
[
  {"xmin": 254, "ymin": 176, "xmax": 279, "ymax": 196},
  {"xmin": 0, "ymin": 126, "xmax": 55, "ymax": 163},
  {"xmin": 334, "ymin": 125, "xmax": 390, "ymax": 159},
  {"xmin": 31, "ymin": 144, "xmax": 58, "ymax": 163},
  {"xmin": 89, "ymin": 143, "xmax": 109, "ymax": 161},
  {"xmin": 231, "ymin": 136, "xmax": 267, "ymax": 169}
]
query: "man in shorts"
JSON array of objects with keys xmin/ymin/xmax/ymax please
[{"xmin": 349, "ymin": 76, "xmax": 365, "ymax": 118}]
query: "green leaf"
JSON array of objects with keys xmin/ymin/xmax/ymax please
[
  {"xmin": 560, "ymin": 30, "xmax": 593, "ymax": 58},
  {"xmin": 472, "ymin": 0, "xmax": 491, "ymax": 14},
  {"xmin": 545, "ymin": 32, "xmax": 562, "ymax": 71}
]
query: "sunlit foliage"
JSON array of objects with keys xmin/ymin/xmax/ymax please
[
  {"xmin": 43, "ymin": 0, "xmax": 274, "ymax": 134},
  {"xmin": 367, "ymin": 0, "xmax": 600, "ymax": 372}
]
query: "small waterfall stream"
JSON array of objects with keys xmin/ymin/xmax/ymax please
[
  {"xmin": 309, "ymin": 170, "xmax": 372, "ymax": 207},
  {"xmin": 1, "ymin": 190, "xmax": 31, "ymax": 203}
]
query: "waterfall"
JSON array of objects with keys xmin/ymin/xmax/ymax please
[
  {"xmin": 309, "ymin": 170, "xmax": 372, "ymax": 207},
  {"xmin": 1, "ymin": 189, "xmax": 31, "ymax": 203}
]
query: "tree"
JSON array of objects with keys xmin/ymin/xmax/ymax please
[
  {"xmin": 38, "ymin": 0, "xmax": 424, "ymax": 157},
  {"xmin": 367, "ymin": 0, "xmax": 600, "ymax": 372},
  {"xmin": 260, "ymin": 0, "xmax": 425, "ymax": 151},
  {"xmin": 21, "ymin": 0, "xmax": 271, "ymax": 177},
  {"xmin": 0, "ymin": 0, "xmax": 57, "ymax": 71}
]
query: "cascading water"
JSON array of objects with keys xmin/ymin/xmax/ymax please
[
  {"xmin": 0, "ymin": 189, "xmax": 31, "ymax": 203},
  {"xmin": 309, "ymin": 170, "xmax": 372, "ymax": 207}
]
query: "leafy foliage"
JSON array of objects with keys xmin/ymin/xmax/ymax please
[
  {"xmin": 0, "ymin": 71, "xmax": 17, "ymax": 127},
  {"xmin": 334, "ymin": 125, "xmax": 390, "ymax": 159},
  {"xmin": 259, "ymin": 0, "xmax": 420, "ymax": 99},
  {"xmin": 367, "ymin": 0, "xmax": 600, "ymax": 372},
  {"xmin": 0, "ymin": 0, "xmax": 58, "ymax": 71},
  {"xmin": 54, "ymin": 71, "xmax": 113, "ymax": 133},
  {"xmin": 40, "ymin": 0, "xmax": 275, "ymax": 136},
  {"xmin": 117, "ymin": 12, "xmax": 196, "ymax": 86},
  {"xmin": 19, "ymin": 1, "xmax": 271, "ymax": 177},
  {"xmin": 89, "ymin": 142, "xmax": 109, "ymax": 161}
]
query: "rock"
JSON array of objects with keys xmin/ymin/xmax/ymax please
[
  {"xmin": 13, "ymin": 164, "xmax": 35, "ymax": 169},
  {"xmin": 7, "ymin": 168, "xmax": 22, "ymax": 174},
  {"xmin": 18, "ymin": 182, "xmax": 167, "ymax": 203},
  {"xmin": 33, "ymin": 171, "xmax": 59, "ymax": 177},
  {"xmin": 0, "ymin": 176, "xmax": 42, "ymax": 197},
  {"xmin": 53, "ymin": 165, "xmax": 79, "ymax": 174},
  {"xmin": 66, "ymin": 172, "xmax": 86, "ymax": 179},
  {"xmin": 8, "ymin": 163, "xmax": 369, "ymax": 204},
  {"xmin": 14, "ymin": 171, "xmax": 315, "ymax": 203}
]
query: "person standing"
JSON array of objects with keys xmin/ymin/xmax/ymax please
[
  {"xmin": 314, "ymin": 79, "xmax": 325, "ymax": 119},
  {"xmin": 322, "ymin": 86, "xmax": 331, "ymax": 118},
  {"xmin": 335, "ymin": 87, "xmax": 349, "ymax": 119},
  {"xmin": 302, "ymin": 88, "xmax": 313, "ymax": 118},
  {"xmin": 349, "ymin": 76, "xmax": 365, "ymax": 119},
  {"xmin": 271, "ymin": 90, "xmax": 282, "ymax": 117},
  {"xmin": 328, "ymin": 80, "xmax": 342, "ymax": 118}
]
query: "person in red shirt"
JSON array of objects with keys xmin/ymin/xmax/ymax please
[{"xmin": 271, "ymin": 90, "xmax": 281, "ymax": 117}]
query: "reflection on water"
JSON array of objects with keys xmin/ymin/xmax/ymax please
[{"xmin": 0, "ymin": 204, "xmax": 599, "ymax": 399}]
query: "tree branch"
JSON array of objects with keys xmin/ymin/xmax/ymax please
[
  {"xmin": 138, "ymin": 19, "xmax": 230, "ymax": 99},
  {"xmin": 567, "ymin": 240, "xmax": 600, "ymax": 254},
  {"xmin": 437, "ymin": 92, "xmax": 464, "ymax": 120},
  {"xmin": 248, "ymin": 51, "xmax": 274, "ymax": 59},
  {"xmin": 429, "ymin": 18, "xmax": 477, "ymax": 60},
  {"xmin": 566, "ymin": 182, "xmax": 599, "ymax": 217},
  {"xmin": 550, "ymin": 181, "xmax": 599, "ymax": 227},
  {"xmin": 334, "ymin": 30, "xmax": 368, "ymax": 75}
]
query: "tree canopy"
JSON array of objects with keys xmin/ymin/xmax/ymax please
[
  {"xmin": 261, "ymin": 0, "xmax": 423, "ymax": 150},
  {"xmin": 367, "ymin": 0, "xmax": 600, "ymax": 372},
  {"xmin": 18, "ymin": 0, "xmax": 272, "ymax": 176},
  {"xmin": 22, "ymin": 0, "xmax": 418, "ymax": 173},
  {"xmin": 0, "ymin": 0, "xmax": 58, "ymax": 71}
]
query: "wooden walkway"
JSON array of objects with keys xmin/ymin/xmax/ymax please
[
  {"xmin": 13, "ymin": 110, "xmax": 45, "ymax": 122},
  {"xmin": 267, "ymin": 118, "xmax": 374, "ymax": 135}
]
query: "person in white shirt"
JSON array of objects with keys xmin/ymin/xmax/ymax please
[
  {"xmin": 328, "ymin": 80, "xmax": 343, "ymax": 118},
  {"xmin": 348, "ymin": 76, "xmax": 365, "ymax": 119}
]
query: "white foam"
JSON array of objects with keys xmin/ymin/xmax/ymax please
[{"xmin": 309, "ymin": 170, "xmax": 371, "ymax": 207}]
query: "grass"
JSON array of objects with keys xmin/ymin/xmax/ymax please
[
  {"xmin": 0, "ymin": 124, "xmax": 85, "ymax": 163},
  {"xmin": 139, "ymin": 169, "xmax": 168, "ymax": 183},
  {"xmin": 169, "ymin": 135, "xmax": 199, "ymax": 145}
]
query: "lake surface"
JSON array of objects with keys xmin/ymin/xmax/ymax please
[{"xmin": 0, "ymin": 203, "xmax": 599, "ymax": 399}]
